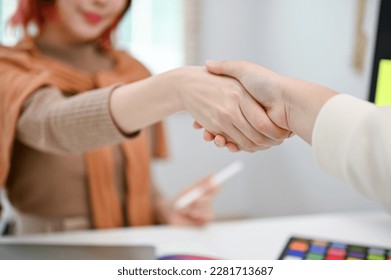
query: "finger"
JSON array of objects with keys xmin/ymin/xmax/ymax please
[
  {"xmin": 214, "ymin": 114, "xmax": 270, "ymax": 152},
  {"xmin": 194, "ymin": 122, "xmax": 216, "ymax": 142},
  {"xmin": 227, "ymin": 142, "xmax": 240, "ymax": 153},
  {"xmin": 232, "ymin": 113, "xmax": 279, "ymax": 149},
  {"xmin": 206, "ymin": 84, "xmax": 277, "ymax": 151},
  {"xmin": 209, "ymin": 133, "xmax": 241, "ymax": 151},
  {"xmin": 195, "ymin": 122, "xmax": 216, "ymax": 142},
  {"xmin": 226, "ymin": 142, "xmax": 240, "ymax": 152},
  {"xmin": 187, "ymin": 214, "xmax": 211, "ymax": 226},
  {"xmin": 240, "ymin": 93, "xmax": 290, "ymax": 142},
  {"xmin": 189, "ymin": 209, "xmax": 213, "ymax": 222},
  {"xmin": 229, "ymin": 117, "xmax": 272, "ymax": 152},
  {"xmin": 216, "ymin": 132, "xmax": 267, "ymax": 153},
  {"xmin": 181, "ymin": 175, "xmax": 213, "ymax": 196},
  {"xmin": 199, "ymin": 115, "xmax": 250, "ymax": 149},
  {"xmin": 209, "ymin": 134, "xmax": 241, "ymax": 152},
  {"xmin": 214, "ymin": 128, "xmax": 267, "ymax": 152},
  {"xmin": 206, "ymin": 60, "xmax": 246, "ymax": 80},
  {"xmin": 172, "ymin": 214, "xmax": 204, "ymax": 226},
  {"xmin": 187, "ymin": 202, "xmax": 214, "ymax": 219},
  {"xmin": 214, "ymin": 134, "xmax": 227, "ymax": 147},
  {"xmin": 202, "ymin": 182, "xmax": 221, "ymax": 196},
  {"xmin": 203, "ymin": 130, "xmax": 215, "ymax": 141},
  {"xmin": 188, "ymin": 197, "xmax": 211, "ymax": 212},
  {"xmin": 193, "ymin": 121, "xmax": 203, "ymax": 129}
]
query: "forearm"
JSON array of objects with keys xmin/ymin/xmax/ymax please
[
  {"xmin": 313, "ymin": 95, "xmax": 391, "ymax": 209},
  {"xmin": 17, "ymin": 86, "xmax": 129, "ymax": 155},
  {"xmin": 110, "ymin": 70, "xmax": 184, "ymax": 134},
  {"xmin": 282, "ymin": 76, "xmax": 338, "ymax": 144}
]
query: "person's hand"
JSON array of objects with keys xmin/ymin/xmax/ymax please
[
  {"xmin": 206, "ymin": 61, "xmax": 289, "ymax": 129},
  {"xmin": 171, "ymin": 66, "xmax": 289, "ymax": 152},
  {"xmin": 205, "ymin": 60, "xmax": 337, "ymax": 144},
  {"xmin": 156, "ymin": 176, "xmax": 219, "ymax": 226},
  {"xmin": 111, "ymin": 64, "xmax": 289, "ymax": 151},
  {"xmin": 193, "ymin": 121, "xmax": 241, "ymax": 152},
  {"xmin": 196, "ymin": 61, "xmax": 292, "ymax": 151}
]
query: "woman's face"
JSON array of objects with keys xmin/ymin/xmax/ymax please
[{"xmin": 54, "ymin": 0, "xmax": 128, "ymax": 43}]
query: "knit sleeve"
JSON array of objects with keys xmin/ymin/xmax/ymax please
[{"xmin": 17, "ymin": 85, "xmax": 139, "ymax": 155}]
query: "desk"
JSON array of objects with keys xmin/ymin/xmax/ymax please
[{"xmin": 1, "ymin": 210, "xmax": 391, "ymax": 259}]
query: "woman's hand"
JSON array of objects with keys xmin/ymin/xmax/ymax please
[
  {"xmin": 171, "ymin": 66, "xmax": 288, "ymax": 152},
  {"xmin": 204, "ymin": 60, "xmax": 335, "ymax": 144},
  {"xmin": 156, "ymin": 176, "xmax": 219, "ymax": 226},
  {"xmin": 193, "ymin": 61, "xmax": 294, "ymax": 151},
  {"xmin": 193, "ymin": 121, "xmax": 241, "ymax": 152},
  {"xmin": 111, "ymin": 65, "xmax": 288, "ymax": 152}
]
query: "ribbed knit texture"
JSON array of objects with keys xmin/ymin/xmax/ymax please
[
  {"xmin": 17, "ymin": 86, "xmax": 127, "ymax": 155},
  {"xmin": 0, "ymin": 39, "xmax": 168, "ymax": 230}
]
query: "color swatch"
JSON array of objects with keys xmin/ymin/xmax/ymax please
[{"xmin": 279, "ymin": 237, "xmax": 391, "ymax": 260}]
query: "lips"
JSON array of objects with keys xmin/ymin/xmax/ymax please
[{"xmin": 83, "ymin": 12, "xmax": 103, "ymax": 24}]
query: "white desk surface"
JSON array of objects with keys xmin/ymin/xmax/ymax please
[{"xmin": 2, "ymin": 210, "xmax": 391, "ymax": 259}]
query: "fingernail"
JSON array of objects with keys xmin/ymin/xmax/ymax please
[
  {"xmin": 228, "ymin": 147, "xmax": 239, "ymax": 153},
  {"xmin": 214, "ymin": 139, "xmax": 224, "ymax": 147}
]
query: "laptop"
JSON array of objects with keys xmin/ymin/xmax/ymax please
[{"xmin": 0, "ymin": 243, "xmax": 155, "ymax": 260}]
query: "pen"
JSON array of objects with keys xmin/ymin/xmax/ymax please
[{"xmin": 174, "ymin": 161, "xmax": 244, "ymax": 210}]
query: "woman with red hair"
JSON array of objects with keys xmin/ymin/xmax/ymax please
[{"xmin": 0, "ymin": 0, "xmax": 287, "ymax": 234}]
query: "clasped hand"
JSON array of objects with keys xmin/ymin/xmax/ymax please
[{"xmin": 189, "ymin": 61, "xmax": 292, "ymax": 152}]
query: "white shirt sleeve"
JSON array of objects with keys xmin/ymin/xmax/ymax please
[{"xmin": 312, "ymin": 94, "xmax": 391, "ymax": 211}]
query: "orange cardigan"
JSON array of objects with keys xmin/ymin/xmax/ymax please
[{"xmin": 0, "ymin": 40, "xmax": 168, "ymax": 228}]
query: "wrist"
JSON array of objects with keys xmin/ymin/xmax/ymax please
[
  {"xmin": 282, "ymin": 77, "xmax": 337, "ymax": 143},
  {"xmin": 158, "ymin": 68, "xmax": 187, "ymax": 112},
  {"xmin": 110, "ymin": 73, "xmax": 184, "ymax": 134}
]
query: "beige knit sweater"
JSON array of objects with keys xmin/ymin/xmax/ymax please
[{"xmin": 0, "ymin": 39, "xmax": 168, "ymax": 232}]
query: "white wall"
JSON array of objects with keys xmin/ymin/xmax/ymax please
[{"xmin": 152, "ymin": 0, "xmax": 383, "ymax": 219}]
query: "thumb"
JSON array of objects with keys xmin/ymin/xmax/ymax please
[{"xmin": 205, "ymin": 60, "xmax": 243, "ymax": 79}]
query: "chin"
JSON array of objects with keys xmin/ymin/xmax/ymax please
[
  {"xmin": 73, "ymin": 30, "xmax": 105, "ymax": 43},
  {"xmin": 68, "ymin": 20, "xmax": 101, "ymax": 34}
]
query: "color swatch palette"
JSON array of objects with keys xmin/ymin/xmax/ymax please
[{"xmin": 279, "ymin": 237, "xmax": 391, "ymax": 260}]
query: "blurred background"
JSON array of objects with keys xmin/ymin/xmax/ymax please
[{"xmin": 0, "ymin": 0, "xmax": 383, "ymax": 222}]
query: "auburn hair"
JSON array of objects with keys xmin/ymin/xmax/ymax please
[{"xmin": 10, "ymin": 0, "xmax": 132, "ymax": 48}]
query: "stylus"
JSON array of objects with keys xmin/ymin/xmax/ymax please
[{"xmin": 174, "ymin": 161, "xmax": 244, "ymax": 210}]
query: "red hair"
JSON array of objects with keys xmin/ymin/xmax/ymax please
[{"xmin": 10, "ymin": 0, "xmax": 131, "ymax": 48}]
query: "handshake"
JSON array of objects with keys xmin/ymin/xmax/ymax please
[
  {"xmin": 112, "ymin": 60, "xmax": 337, "ymax": 152},
  {"xmin": 188, "ymin": 60, "xmax": 337, "ymax": 152}
]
